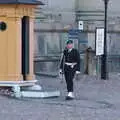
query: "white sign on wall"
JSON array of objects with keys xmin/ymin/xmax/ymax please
[
  {"xmin": 78, "ymin": 21, "xmax": 83, "ymax": 30},
  {"xmin": 96, "ymin": 28, "xmax": 104, "ymax": 56}
]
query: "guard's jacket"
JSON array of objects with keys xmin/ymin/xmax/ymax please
[{"xmin": 60, "ymin": 48, "xmax": 80, "ymax": 72}]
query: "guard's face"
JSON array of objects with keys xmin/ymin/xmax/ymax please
[{"xmin": 66, "ymin": 43, "xmax": 73, "ymax": 49}]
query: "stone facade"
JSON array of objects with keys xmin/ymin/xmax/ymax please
[{"xmin": 34, "ymin": 0, "xmax": 120, "ymax": 74}]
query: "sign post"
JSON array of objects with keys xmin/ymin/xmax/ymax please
[{"xmin": 95, "ymin": 28, "xmax": 104, "ymax": 79}]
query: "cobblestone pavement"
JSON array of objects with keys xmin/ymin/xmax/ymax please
[{"xmin": 0, "ymin": 74, "xmax": 120, "ymax": 120}]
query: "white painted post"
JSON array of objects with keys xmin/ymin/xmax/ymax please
[{"xmin": 12, "ymin": 85, "xmax": 21, "ymax": 98}]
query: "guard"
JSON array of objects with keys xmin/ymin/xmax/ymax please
[{"xmin": 59, "ymin": 40, "xmax": 80, "ymax": 100}]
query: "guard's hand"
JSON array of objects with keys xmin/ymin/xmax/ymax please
[
  {"xmin": 59, "ymin": 69, "xmax": 63, "ymax": 74},
  {"xmin": 59, "ymin": 69, "xmax": 64, "ymax": 83},
  {"xmin": 76, "ymin": 71, "xmax": 80, "ymax": 74}
]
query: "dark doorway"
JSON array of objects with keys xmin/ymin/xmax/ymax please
[{"xmin": 22, "ymin": 16, "xmax": 29, "ymax": 80}]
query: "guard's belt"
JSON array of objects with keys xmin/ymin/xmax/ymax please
[{"xmin": 65, "ymin": 62, "xmax": 77, "ymax": 68}]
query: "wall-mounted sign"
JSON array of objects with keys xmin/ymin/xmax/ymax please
[
  {"xmin": 78, "ymin": 21, "xmax": 83, "ymax": 30},
  {"xmin": 68, "ymin": 29, "xmax": 80, "ymax": 39},
  {"xmin": 95, "ymin": 28, "xmax": 104, "ymax": 56}
]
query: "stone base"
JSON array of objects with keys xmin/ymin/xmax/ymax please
[
  {"xmin": 0, "ymin": 80, "xmax": 60, "ymax": 98},
  {"xmin": 21, "ymin": 90, "xmax": 60, "ymax": 98},
  {"xmin": 21, "ymin": 85, "xmax": 42, "ymax": 91},
  {"xmin": 0, "ymin": 80, "xmax": 37, "ymax": 87}
]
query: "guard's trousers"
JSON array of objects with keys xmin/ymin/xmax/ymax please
[{"xmin": 64, "ymin": 64, "xmax": 77, "ymax": 92}]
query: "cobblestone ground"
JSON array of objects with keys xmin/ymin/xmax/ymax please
[{"xmin": 0, "ymin": 74, "xmax": 120, "ymax": 120}]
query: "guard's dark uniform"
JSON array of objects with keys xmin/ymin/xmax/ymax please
[{"xmin": 60, "ymin": 48, "xmax": 80, "ymax": 92}]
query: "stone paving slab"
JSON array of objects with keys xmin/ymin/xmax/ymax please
[{"xmin": 0, "ymin": 74, "xmax": 120, "ymax": 120}]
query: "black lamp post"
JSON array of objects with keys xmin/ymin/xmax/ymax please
[{"xmin": 101, "ymin": 0, "xmax": 109, "ymax": 80}]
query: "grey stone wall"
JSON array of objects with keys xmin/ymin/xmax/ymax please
[{"xmin": 34, "ymin": 0, "xmax": 120, "ymax": 75}]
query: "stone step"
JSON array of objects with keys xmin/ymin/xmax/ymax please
[
  {"xmin": 21, "ymin": 85, "xmax": 42, "ymax": 91},
  {"xmin": 21, "ymin": 90, "xmax": 60, "ymax": 98}
]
